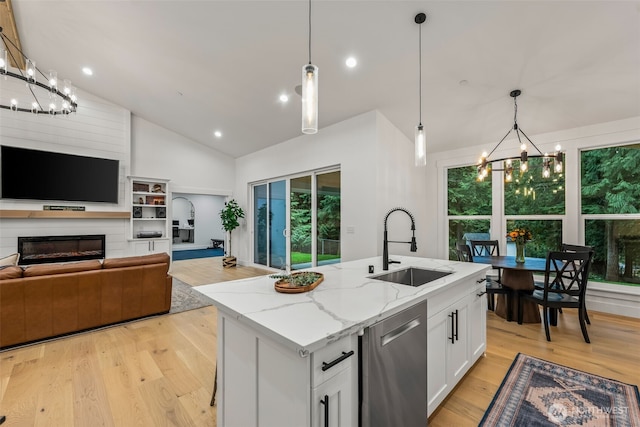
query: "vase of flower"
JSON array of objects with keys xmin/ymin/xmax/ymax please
[
  {"xmin": 515, "ymin": 241, "xmax": 526, "ymax": 263},
  {"xmin": 507, "ymin": 227, "xmax": 532, "ymax": 264}
]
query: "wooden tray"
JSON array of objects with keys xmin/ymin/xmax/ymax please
[{"xmin": 274, "ymin": 272, "xmax": 324, "ymax": 294}]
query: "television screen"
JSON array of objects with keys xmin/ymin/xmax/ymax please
[{"xmin": 1, "ymin": 146, "xmax": 119, "ymax": 203}]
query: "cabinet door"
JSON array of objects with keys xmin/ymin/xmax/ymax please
[
  {"xmin": 312, "ymin": 367, "xmax": 355, "ymax": 427},
  {"xmin": 469, "ymin": 283, "xmax": 487, "ymax": 361},
  {"xmin": 427, "ymin": 308, "xmax": 450, "ymax": 415},
  {"xmin": 132, "ymin": 239, "xmax": 170, "ymax": 255},
  {"xmin": 152, "ymin": 240, "xmax": 170, "ymax": 255},
  {"xmin": 427, "ymin": 296, "xmax": 470, "ymax": 416},
  {"xmin": 133, "ymin": 240, "xmax": 153, "ymax": 255},
  {"xmin": 447, "ymin": 299, "xmax": 470, "ymax": 385}
]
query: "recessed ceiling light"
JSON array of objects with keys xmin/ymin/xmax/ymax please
[
  {"xmin": 346, "ymin": 57, "xmax": 357, "ymax": 68},
  {"xmin": 82, "ymin": 67, "xmax": 93, "ymax": 76},
  {"xmin": 279, "ymin": 94, "xmax": 289, "ymax": 103},
  {"xmin": 214, "ymin": 130, "xmax": 222, "ymax": 138}
]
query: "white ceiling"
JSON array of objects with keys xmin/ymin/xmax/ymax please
[{"xmin": 8, "ymin": 1, "xmax": 640, "ymax": 158}]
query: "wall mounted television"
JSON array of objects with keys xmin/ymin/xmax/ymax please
[{"xmin": 1, "ymin": 145, "xmax": 119, "ymax": 203}]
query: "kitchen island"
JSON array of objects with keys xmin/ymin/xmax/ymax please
[{"xmin": 196, "ymin": 256, "xmax": 489, "ymax": 427}]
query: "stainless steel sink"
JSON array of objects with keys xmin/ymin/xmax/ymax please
[{"xmin": 370, "ymin": 267, "xmax": 452, "ymax": 287}]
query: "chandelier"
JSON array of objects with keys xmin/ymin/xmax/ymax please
[
  {"xmin": 0, "ymin": 26, "xmax": 77, "ymax": 115},
  {"xmin": 477, "ymin": 90, "xmax": 562, "ymax": 182}
]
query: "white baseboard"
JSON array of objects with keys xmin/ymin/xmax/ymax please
[{"xmin": 586, "ymin": 282, "xmax": 640, "ymax": 319}]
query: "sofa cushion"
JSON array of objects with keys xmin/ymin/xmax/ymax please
[
  {"xmin": 102, "ymin": 253, "xmax": 169, "ymax": 270},
  {"xmin": 0, "ymin": 266, "xmax": 23, "ymax": 280},
  {"xmin": 23, "ymin": 260, "xmax": 103, "ymax": 278},
  {"xmin": 0, "ymin": 253, "xmax": 20, "ymax": 267}
]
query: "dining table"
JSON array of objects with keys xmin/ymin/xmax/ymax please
[{"xmin": 473, "ymin": 255, "xmax": 547, "ymax": 323}]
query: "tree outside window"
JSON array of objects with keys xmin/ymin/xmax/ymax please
[
  {"xmin": 582, "ymin": 145, "xmax": 640, "ymax": 286},
  {"xmin": 447, "ymin": 165, "xmax": 492, "ymax": 260}
]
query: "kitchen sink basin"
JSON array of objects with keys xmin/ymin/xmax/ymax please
[{"xmin": 370, "ymin": 267, "xmax": 452, "ymax": 287}]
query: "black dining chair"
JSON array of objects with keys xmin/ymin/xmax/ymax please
[
  {"xmin": 518, "ymin": 250, "xmax": 592, "ymax": 343},
  {"xmin": 470, "ymin": 240, "xmax": 503, "ymax": 292},
  {"xmin": 456, "ymin": 242, "xmax": 509, "ymax": 312},
  {"xmin": 559, "ymin": 243, "xmax": 594, "ymax": 323}
]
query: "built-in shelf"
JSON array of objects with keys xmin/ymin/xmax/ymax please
[{"xmin": 0, "ymin": 210, "xmax": 131, "ymax": 219}]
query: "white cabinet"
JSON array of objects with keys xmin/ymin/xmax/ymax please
[
  {"xmin": 217, "ymin": 312, "xmax": 357, "ymax": 427},
  {"xmin": 128, "ymin": 176, "xmax": 170, "ymax": 255},
  {"xmin": 427, "ymin": 272, "xmax": 486, "ymax": 416},
  {"xmin": 469, "ymin": 281, "xmax": 488, "ymax": 361},
  {"xmin": 132, "ymin": 239, "xmax": 171, "ymax": 256},
  {"xmin": 312, "ymin": 367, "xmax": 355, "ymax": 427}
]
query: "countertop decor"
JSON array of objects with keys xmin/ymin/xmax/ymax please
[{"xmin": 271, "ymin": 271, "xmax": 324, "ymax": 293}]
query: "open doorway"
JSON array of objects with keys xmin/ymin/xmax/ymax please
[{"xmin": 171, "ymin": 193, "xmax": 226, "ymax": 259}]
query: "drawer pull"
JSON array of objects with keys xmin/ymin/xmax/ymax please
[
  {"xmin": 321, "ymin": 350, "xmax": 355, "ymax": 372},
  {"xmin": 477, "ymin": 291, "xmax": 487, "ymax": 297},
  {"xmin": 476, "ymin": 278, "xmax": 486, "ymax": 284},
  {"xmin": 320, "ymin": 395, "xmax": 329, "ymax": 427}
]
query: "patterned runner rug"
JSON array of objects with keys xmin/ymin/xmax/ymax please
[
  {"xmin": 480, "ymin": 353, "xmax": 640, "ymax": 426},
  {"xmin": 170, "ymin": 278, "xmax": 214, "ymax": 314}
]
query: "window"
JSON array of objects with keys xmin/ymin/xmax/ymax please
[
  {"xmin": 505, "ymin": 219, "xmax": 562, "ymax": 258},
  {"xmin": 445, "ymin": 141, "xmax": 640, "ymax": 288},
  {"xmin": 504, "ymin": 157, "xmax": 565, "ymax": 215},
  {"xmin": 447, "ymin": 165, "xmax": 491, "ymax": 260},
  {"xmin": 581, "ymin": 144, "xmax": 640, "ymax": 286}
]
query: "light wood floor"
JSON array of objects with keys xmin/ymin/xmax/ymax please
[{"xmin": 1, "ymin": 257, "xmax": 638, "ymax": 426}]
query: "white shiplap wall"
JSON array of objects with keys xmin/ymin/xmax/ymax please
[{"xmin": 0, "ymin": 89, "xmax": 131, "ymax": 259}]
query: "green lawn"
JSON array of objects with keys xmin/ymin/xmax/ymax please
[{"xmin": 291, "ymin": 252, "xmax": 340, "ymax": 264}]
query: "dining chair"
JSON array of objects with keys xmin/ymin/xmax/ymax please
[
  {"xmin": 518, "ymin": 250, "xmax": 592, "ymax": 343},
  {"xmin": 559, "ymin": 243, "xmax": 594, "ymax": 324},
  {"xmin": 456, "ymin": 242, "xmax": 509, "ymax": 312},
  {"xmin": 470, "ymin": 240, "xmax": 502, "ymax": 288}
]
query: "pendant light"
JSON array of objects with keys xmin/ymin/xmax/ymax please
[
  {"xmin": 301, "ymin": 0, "xmax": 318, "ymax": 134},
  {"xmin": 414, "ymin": 13, "xmax": 427, "ymax": 167}
]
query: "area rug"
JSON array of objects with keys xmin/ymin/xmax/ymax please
[
  {"xmin": 172, "ymin": 248, "xmax": 224, "ymax": 261},
  {"xmin": 170, "ymin": 278, "xmax": 214, "ymax": 314},
  {"xmin": 480, "ymin": 353, "xmax": 640, "ymax": 426}
]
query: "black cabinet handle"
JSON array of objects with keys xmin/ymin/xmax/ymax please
[
  {"xmin": 321, "ymin": 350, "xmax": 354, "ymax": 372},
  {"xmin": 448, "ymin": 312, "xmax": 455, "ymax": 344},
  {"xmin": 454, "ymin": 309, "xmax": 459, "ymax": 342},
  {"xmin": 476, "ymin": 277, "xmax": 486, "ymax": 284},
  {"xmin": 477, "ymin": 291, "xmax": 487, "ymax": 297},
  {"xmin": 320, "ymin": 395, "xmax": 329, "ymax": 427}
]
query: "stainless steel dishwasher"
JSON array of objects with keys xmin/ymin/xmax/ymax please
[{"xmin": 360, "ymin": 300, "xmax": 428, "ymax": 427}]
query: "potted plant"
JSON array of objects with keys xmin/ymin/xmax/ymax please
[{"xmin": 220, "ymin": 199, "xmax": 245, "ymax": 268}]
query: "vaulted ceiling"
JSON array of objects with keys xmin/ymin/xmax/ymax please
[{"xmin": 5, "ymin": 1, "xmax": 640, "ymax": 158}]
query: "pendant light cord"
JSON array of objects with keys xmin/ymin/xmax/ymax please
[
  {"xmin": 418, "ymin": 22, "xmax": 422, "ymax": 126},
  {"xmin": 308, "ymin": 0, "xmax": 312, "ymax": 65},
  {"xmin": 513, "ymin": 95, "xmax": 518, "ymax": 128}
]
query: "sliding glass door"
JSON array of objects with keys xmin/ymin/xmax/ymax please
[
  {"xmin": 253, "ymin": 180, "xmax": 287, "ymax": 269},
  {"xmin": 252, "ymin": 169, "xmax": 340, "ymax": 270}
]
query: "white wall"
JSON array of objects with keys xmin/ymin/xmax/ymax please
[
  {"xmin": 233, "ymin": 110, "xmax": 428, "ymax": 266},
  {"xmin": 0, "ymin": 90, "xmax": 131, "ymax": 258},
  {"xmin": 131, "ymin": 117, "xmax": 235, "ymax": 194}
]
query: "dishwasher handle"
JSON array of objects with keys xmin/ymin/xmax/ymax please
[
  {"xmin": 381, "ymin": 318, "xmax": 421, "ymax": 347},
  {"xmin": 321, "ymin": 351, "xmax": 354, "ymax": 372}
]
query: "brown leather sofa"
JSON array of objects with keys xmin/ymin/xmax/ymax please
[{"xmin": 0, "ymin": 253, "xmax": 172, "ymax": 349}]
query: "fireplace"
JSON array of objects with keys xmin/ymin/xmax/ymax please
[{"xmin": 18, "ymin": 235, "xmax": 106, "ymax": 265}]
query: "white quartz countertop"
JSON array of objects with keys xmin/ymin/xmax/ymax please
[{"xmin": 195, "ymin": 256, "xmax": 489, "ymax": 355}]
